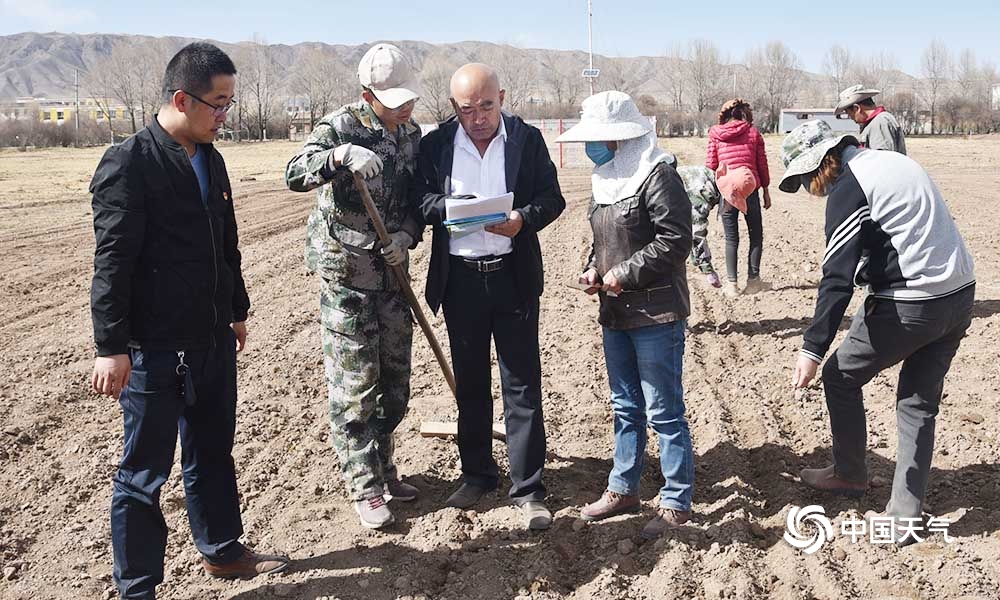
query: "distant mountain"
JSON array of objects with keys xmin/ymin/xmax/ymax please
[
  {"xmin": 0, "ymin": 31, "xmax": 923, "ymax": 112},
  {"xmin": 1, "ymin": 32, "xmax": 127, "ymax": 99},
  {"xmin": 0, "ymin": 32, "xmax": 732, "ymax": 103}
]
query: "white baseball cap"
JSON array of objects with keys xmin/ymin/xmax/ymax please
[{"xmin": 357, "ymin": 43, "xmax": 423, "ymax": 109}]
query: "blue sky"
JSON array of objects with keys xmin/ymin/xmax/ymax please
[{"xmin": 1, "ymin": 0, "xmax": 997, "ymax": 75}]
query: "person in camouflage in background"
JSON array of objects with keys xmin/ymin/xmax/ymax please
[
  {"xmin": 284, "ymin": 43, "xmax": 424, "ymax": 530},
  {"xmin": 677, "ymin": 165, "xmax": 723, "ymax": 289}
]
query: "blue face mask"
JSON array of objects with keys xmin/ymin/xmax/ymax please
[{"xmin": 585, "ymin": 141, "xmax": 615, "ymax": 166}]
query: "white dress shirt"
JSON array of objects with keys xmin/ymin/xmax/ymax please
[{"xmin": 449, "ymin": 118, "xmax": 512, "ymax": 257}]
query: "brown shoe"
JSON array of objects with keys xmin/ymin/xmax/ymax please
[
  {"xmin": 202, "ymin": 548, "xmax": 290, "ymax": 580},
  {"xmin": 581, "ymin": 490, "xmax": 641, "ymax": 522},
  {"xmin": 800, "ymin": 465, "xmax": 867, "ymax": 498},
  {"xmin": 640, "ymin": 508, "xmax": 691, "ymax": 540}
]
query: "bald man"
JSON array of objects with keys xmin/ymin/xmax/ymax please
[{"xmin": 412, "ymin": 63, "xmax": 565, "ymax": 529}]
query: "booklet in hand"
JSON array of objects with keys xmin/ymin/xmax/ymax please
[
  {"xmin": 443, "ymin": 213, "xmax": 509, "ymax": 237},
  {"xmin": 444, "ymin": 192, "xmax": 515, "ymax": 238}
]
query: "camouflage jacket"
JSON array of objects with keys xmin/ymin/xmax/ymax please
[
  {"xmin": 285, "ymin": 101, "xmax": 422, "ymax": 291},
  {"xmin": 676, "ymin": 165, "xmax": 721, "ymax": 214}
]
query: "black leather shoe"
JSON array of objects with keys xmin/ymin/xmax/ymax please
[{"xmin": 446, "ymin": 483, "xmax": 493, "ymax": 509}]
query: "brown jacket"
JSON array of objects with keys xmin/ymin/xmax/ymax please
[{"xmin": 587, "ymin": 162, "xmax": 692, "ymax": 330}]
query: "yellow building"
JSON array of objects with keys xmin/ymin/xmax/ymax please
[{"xmin": 1, "ymin": 97, "xmax": 139, "ymax": 124}]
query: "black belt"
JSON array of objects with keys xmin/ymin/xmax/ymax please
[{"xmin": 452, "ymin": 254, "xmax": 506, "ymax": 273}]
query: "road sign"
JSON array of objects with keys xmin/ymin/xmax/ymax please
[{"xmin": 582, "ymin": 68, "xmax": 600, "ymax": 78}]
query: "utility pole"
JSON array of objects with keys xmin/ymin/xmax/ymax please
[
  {"xmin": 74, "ymin": 69, "xmax": 80, "ymax": 139},
  {"xmin": 587, "ymin": 0, "xmax": 595, "ymax": 96}
]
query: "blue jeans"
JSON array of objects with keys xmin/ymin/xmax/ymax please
[{"xmin": 602, "ymin": 321, "xmax": 694, "ymax": 511}]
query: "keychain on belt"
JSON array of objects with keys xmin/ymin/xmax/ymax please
[{"xmin": 176, "ymin": 351, "xmax": 198, "ymax": 407}]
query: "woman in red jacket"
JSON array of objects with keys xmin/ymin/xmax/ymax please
[{"xmin": 706, "ymin": 99, "xmax": 772, "ymax": 296}]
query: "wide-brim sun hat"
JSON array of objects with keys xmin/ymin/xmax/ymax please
[
  {"xmin": 555, "ymin": 91, "xmax": 652, "ymax": 143},
  {"xmin": 834, "ymin": 84, "xmax": 880, "ymax": 115},
  {"xmin": 778, "ymin": 119, "xmax": 858, "ymax": 193},
  {"xmin": 357, "ymin": 43, "xmax": 424, "ymax": 109}
]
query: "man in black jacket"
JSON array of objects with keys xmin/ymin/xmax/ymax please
[
  {"xmin": 413, "ymin": 63, "xmax": 565, "ymax": 530},
  {"xmin": 89, "ymin": 43, "xmax": 287, "ymax": 599}
]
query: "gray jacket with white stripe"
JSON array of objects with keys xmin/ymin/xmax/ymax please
[{"xmin": 801, "ymin": 146, "xmax": 975, "ymax": 363}]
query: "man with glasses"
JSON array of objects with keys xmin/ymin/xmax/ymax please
[
  {"xmin": 90, "ymin": 42, "xmax": 288, "ymax": 599},
  {"xmin": 285, "ymin": 43, "xmax": 423, "ymax": 530},
  {"xmin": 835, "ymin": 84, "xmax": 907, "ymax": 154}
]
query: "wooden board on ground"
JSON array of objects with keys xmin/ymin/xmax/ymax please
[{"xmin": 419, "ymin": 421, "xmax": 506, "ymax": 441}]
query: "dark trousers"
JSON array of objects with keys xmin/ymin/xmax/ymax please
[
  {"xmin": 112, "ymin": 327, "xmax": 244, "ymax": 599},
  {"xmin": 721, "ymin": 190, "xmax": 763, "ymax": 282},
  {"xmin": 822, "ymin": 286, "xmax": 974, "ymax": 518},
  {"xmin": 442, "ymin": 257, "xmax": 546, "ymax": 504}
]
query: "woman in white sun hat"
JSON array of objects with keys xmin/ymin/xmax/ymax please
[
  {"xmin": 782, "ymin": 119, "xmax": 975, "ymax": 543},
  {"xmin": 556, "ymin": 91, "xmax": 695, "ymax": 540}
]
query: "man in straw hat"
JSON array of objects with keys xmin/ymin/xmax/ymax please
[
  {"xmin": 285, "ymin": 43, "xmax": 424, "ymax": 529},
  {"xmin": 412, "ymin": 63, "xmax": 565, "ymax": 530},
  {"xmin": 781, "ymin": 119, "xmax": 974, "ymax": 544},
  {"xmin": 835, "ymin": 84, "xmax": 907, "ymax": 154},
  {"xmin": 556, "ymin": 91, "xmax": 695, "ymax": 540}
]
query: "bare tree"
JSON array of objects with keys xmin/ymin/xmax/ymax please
[
  {"xmin": 949, "ymin": 50, "xmax": 993, "ymax": 133},
  {"xmin": 598, "ymin": 57, "xmax": 642, "ymax": 98},
  {"xmin": 822, "ymin": 45, "xmax": 852, "ymax": 99},
  {"xmin": 955, "ymin": 48, "xmax": 980, "ymax": 98},
  {"xmin": 745, "ymin": 42, "xmax": 802, "ymax": 133},
  {"xmin": 418, "ymin": 51, "xmax": 457, "ymax": 123},
  {"xmin": 82, "ymin": 59, "xmax": 119, "ymax": 143},
  {"xmin": 851, "ymin": 51, "xmax": 899, "ymax": 100},
  {"xmin": 886, "ymin": 90, "xmax": 921, "ymax": 134},
  {"xmin": 86, "ymin": 40, "xmax": 153, "ymax": 135},
  {"xmin": 921, "ymin": 40, "xmax": 952, "ymax": 134},
  {"xmin": 480, "ymin": 45, "xmax": 537, "ymax": 114},
  {"xmin": 236, "ymin": 35, "xmax": 281, "ymax": 140},
  {"xmin": 231, "ymin": 72, "xmax": 249, "ymax": 141},
  {"xmin": 661, "ymin": 43, "xmax": 687, "ymax": 110},
  {"xmin": 980, "ymin": 61, "xmax": 998, "ymax": 128},
  {"xmin": 111, "ymin": 43, "xmax": 145, "ymax": 133},
  {"xmin": 540, "ymin": 50, "xmax": 585, "ymax": 115},
  {"xmin": 292, "ymin": 48, "xmax": 354, "ymax": 127},
  {"xmin": 136, "ymin": 39, "xmax": 174, "ymax": 127},
  {"xmin": 687, "ymin": 40, "xmax": 727, "ymax": 114}
]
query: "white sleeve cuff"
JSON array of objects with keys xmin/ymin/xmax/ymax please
[{"xmin": 799, "ymin": 349, "xmax": 823, "ymax": 364}]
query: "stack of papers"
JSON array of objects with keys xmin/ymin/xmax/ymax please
[{"xmin": 444, "ymin": 193, "xmax": 514, "ymax": 238}]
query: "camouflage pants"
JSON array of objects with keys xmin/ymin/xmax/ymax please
[
  {"xmin": 319, "ymin": 277, "xmax": 413, "ymax": 500},
  {"xmin": 689, "ymin": 199, "xmax": 717, "ymax": 274}
]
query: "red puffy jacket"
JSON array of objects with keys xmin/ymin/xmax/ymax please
[{"xmin": 705, "ymin": 120, "xmax": 770, "ymax": 189}]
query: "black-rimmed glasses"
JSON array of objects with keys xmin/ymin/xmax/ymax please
[{"xmin": 171, "ymin": 89, "xmax": 237, "ymax": 116}]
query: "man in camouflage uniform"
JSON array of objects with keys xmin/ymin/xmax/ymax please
[
  {"xmin": 284, "ymin": 43, "xmax": 424, "ymax": 529},
  {"xmin": 677, "ymin": 165, "xmax": 723, "ymax": 289}
]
